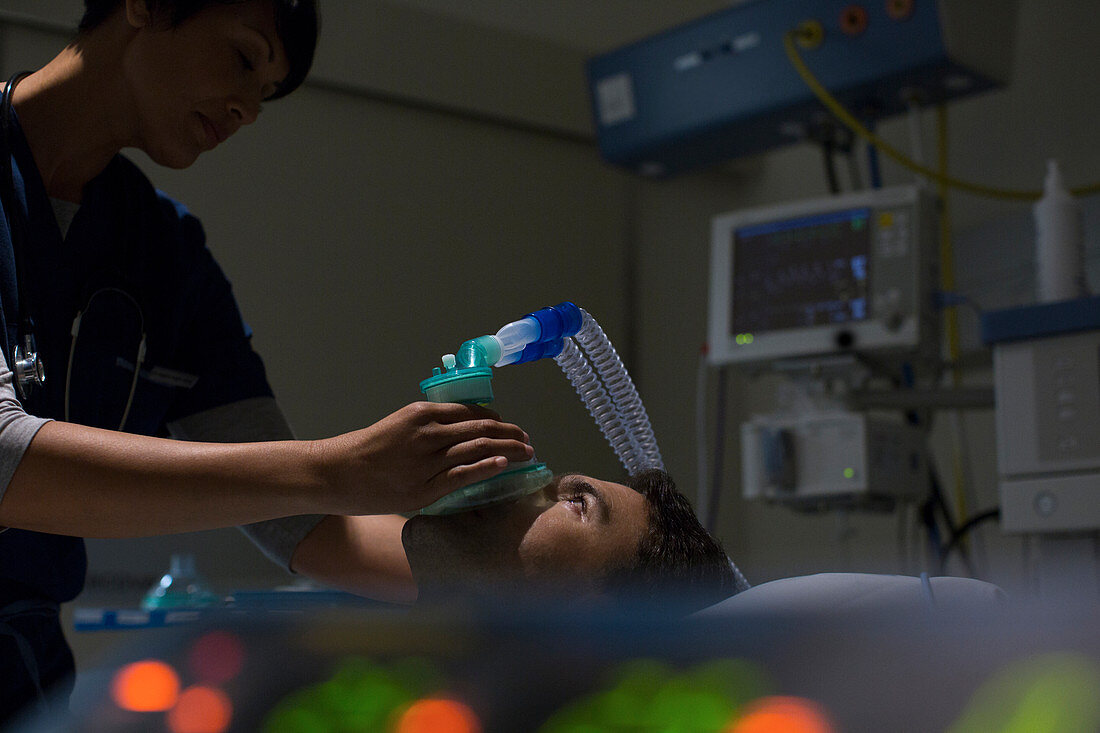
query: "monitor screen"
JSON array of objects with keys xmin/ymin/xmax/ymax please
[{"xmin": 730, "ymin": 208, "xmax": 872, "ymax": 336}]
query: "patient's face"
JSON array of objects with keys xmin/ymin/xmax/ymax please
[{"xmin": 402, "ymin": 474, "xmax": 649, "ymax": 599}]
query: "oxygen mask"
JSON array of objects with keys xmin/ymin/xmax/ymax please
[
  {"xmin": 418, "ymin": 301, "xmax": 664, "ymax": 514},
  {"xmin": 418, "ymin": 338, "xmax": 554, "ymax": 516}
]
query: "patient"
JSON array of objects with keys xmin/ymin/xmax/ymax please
[{"xmin": 291, "ymin": 469, "xmax": 740, "ymax": 613}]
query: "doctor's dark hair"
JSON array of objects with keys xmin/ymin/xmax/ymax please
[
  {"xmin": 605, "ymin": 469, "xmax": 740, "ymax": 613},
  {"xmin": 78, "ymin": 0, "xmax": 318, "ymax": 100}
]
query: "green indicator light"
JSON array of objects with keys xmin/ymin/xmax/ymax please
[
  {"xmin": 843, "ymin": 468, "xmax": 855, "ymax": 479},
  {"xmin": 746, "ymin": 333, "xmax": 754, "ymax": 344},
  {"xmin": 852, "ymin": 217, "xmax": 866, "ymax": 230}
]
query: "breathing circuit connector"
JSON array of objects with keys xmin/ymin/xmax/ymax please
[
  {"xmin": 525, "ymin": 302, "xmax": 583, "ymax": 345},
  {"xmin": 492, "ymin": 302, "xmax": 583, "ymax": 366},
  {"xmin": 515, "ymin": 338, "xmax": 565, "ymax": 364},
  {"xmin": 456, "ymin": 335, "xmax": 502, "ymax": 369}
]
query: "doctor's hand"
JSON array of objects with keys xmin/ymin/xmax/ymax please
[{"xmin": 314, "ymin": 401, "xmax": 533, "ymax": 515}]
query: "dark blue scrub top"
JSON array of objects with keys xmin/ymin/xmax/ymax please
[{"xmin": 0, "ymin": 113, "xmax": 275, "ymax": 604}]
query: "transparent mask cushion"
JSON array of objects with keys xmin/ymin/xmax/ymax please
[{"xmin": 420, "ymin": 461, "xmax": 552, "ymax": 515}]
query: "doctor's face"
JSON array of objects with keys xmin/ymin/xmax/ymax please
[
  {"xmin": 120, "ymin": 0, "xmax": 291, "ymax": 168},
  {"xmin": 402, "ymin": 474, "xmax": 650, "ymax": 600}
]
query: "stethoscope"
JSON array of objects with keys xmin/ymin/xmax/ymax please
[{"xmin": 1, "ymin": 70, "xmax": 146, "ymax": 430}]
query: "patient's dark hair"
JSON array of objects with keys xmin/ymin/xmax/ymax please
[
  {"xmin": 605, "ymin": 469, "xmax": 740, "ymax": 613},
  {"xmin": 78, "ymin": 0, "xmax": 319, "ymax": 99}
]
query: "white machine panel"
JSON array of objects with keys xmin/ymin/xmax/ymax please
[
  {"xmin": 993, "ymin": 327, "xmax": 1100, "ymax": 532},
  {"xmin": 708, "ymin": 186, "xmax": 938, "ymax": 365},
  {"xmin": 1001, "ymin": 474, "xmax": 1100, "ymax": 534},
  {"xmin": 742, "ymin": 412, "xmax": 927, "ymax": 509},
  {"xmin": 994, "ymin": 330, "xmax": 1100, "ymax": 478}
]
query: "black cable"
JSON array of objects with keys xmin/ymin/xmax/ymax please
[
  {"xmin": 928, "ymin": 468, "xmax": 958, "ymax": 536},
  {"xmin": 705, "ymin": 365, "xmax": 728, "ymax": 535},
  {"xmin": 845, "ymin": 143, "xmax": 863, "ymax": 190},
  {"xmin": 927, "ymin": 469, "xmax": 975, "ymax": 576},
  {"xmin": 821, "ymin": 139, "xmax": 841, "ymax": 194},
  {"xmin": 939, "ymin": 508, "xmax": 1001, "ymax": 576},
  {"xmin": 918, "ymin": 497, "xmax": 943, "ymax": 564}
]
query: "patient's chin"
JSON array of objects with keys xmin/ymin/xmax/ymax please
[
  {"xmin": 416, "ymin": 567, "xmax": 602, "ymax": 610},
  {"xmin": 401, "ymin": 515, "xmax": 598, "ymax": 606}
]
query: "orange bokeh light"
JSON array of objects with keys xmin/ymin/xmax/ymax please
[
  {"xmin": 394, "ymin": 698, "xmax": 482, "ymax": 733},
  {"xmin": 110, "ymin": 660, "xmax": 181, "ymax": 713},
  {"xmin": 166, "ymin": 685, "xmax": 233, "ymax": 733},
  {"xmin": 727, "ymin": 696, "xmax": 836, "ymax": 733}
]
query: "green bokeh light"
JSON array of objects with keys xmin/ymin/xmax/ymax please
[
  {"xmin": 539, "ymin": 658, "xmax": 769, "ymax": 733},
  {"xmin": 947, "ymin": 652, "xmax": 1100, "ymax": 733},
  {"xmin": 263, "ymin": 657, "xmax": 446, "ymax": 733}
]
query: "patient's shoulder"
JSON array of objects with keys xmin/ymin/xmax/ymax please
[{"xmin": 694, "ymin": 572, "xmax": 1007, "ymax": 619}]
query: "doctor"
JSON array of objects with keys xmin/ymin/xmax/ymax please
[{"xmin": 0, "ymin": 0, "xmax": 532, "ymax": 723}]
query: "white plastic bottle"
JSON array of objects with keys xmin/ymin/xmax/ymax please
[{"xmin": 1034, "ymin": 159, "xmax": 1087, "ymax": 303}]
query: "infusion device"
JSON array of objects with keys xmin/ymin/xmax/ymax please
[{"xmin": 707, "ymin": 185, "xmax": 939, "ymax": 366}]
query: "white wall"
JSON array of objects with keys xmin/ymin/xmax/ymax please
[{"xmin": 0, "ymin": 2, "xmax": 637, "ymax": 604}]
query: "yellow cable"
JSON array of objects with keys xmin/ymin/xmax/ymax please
[
  {"xmin": 936, "ymin": 105, "xmax": 960, "ymax": 374},
  {"xmin": 937, "ymin": 104, "xmax": 969, "ymax": 538},
  {"xmin": 783, "ymin": 29, "xmax": 1100, "ymax": 201}
]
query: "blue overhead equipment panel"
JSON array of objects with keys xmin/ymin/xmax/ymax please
[{"xmin": 587, "ymin": 0, "xmax": 1017, "ymax": 176}]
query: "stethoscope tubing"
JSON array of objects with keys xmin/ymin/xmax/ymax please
[
  {"xmin": 0, "ymin": 70, "xmax": 45, "ymax": 402},
  {"xmin": 1, "ymin": 71, "xmax": 145, "ymax": 430}
]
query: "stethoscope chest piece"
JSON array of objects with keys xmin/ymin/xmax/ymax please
[{"xmin": 13, "ymin": 330, "xmax": 44, "ymax": 401}]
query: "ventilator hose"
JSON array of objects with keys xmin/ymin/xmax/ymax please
[
  {"xmin": 554, "ymin": 339, "xmax": 646, "ymax": 475},
  {"xmin": 555, "ymin": 312, "xmax": 748, "ymax": 593},
  {"xmin": 573, "ymin": 310, "xmax": 664, "ymax": 472}
]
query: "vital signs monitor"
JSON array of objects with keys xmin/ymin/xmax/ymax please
[{"xmin": 707, "ymin": 185, "xmax": 939, "ymax": 365}]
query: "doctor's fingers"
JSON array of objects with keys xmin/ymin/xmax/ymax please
[
  {"xmin": 435, "ymin": 436, "xmax": 534, "ymax": 469},
  {"xmin": 424, "ymin": 402, "xmax": 505, "ymax": 424},
  {"xmin": 427, "ymin": 417, "xmax": 530, "ymax": 450},
  {"xmin": 429, "ymin": 456, "xmax": 514, "ymax": 495}
]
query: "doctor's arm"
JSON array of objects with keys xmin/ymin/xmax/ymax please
[
  {"xmin": 168, "ymin": 398, "xmax": 417, "ymax": 604},
  {"xmin": 0, "ymin": 378, "xmax": 531, "ymax": 538}
]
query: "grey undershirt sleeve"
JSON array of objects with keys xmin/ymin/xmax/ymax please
[
  {"xmin": 0, "ymin": 348, "xmax": 53, "ymax": 511},
  {"xmin": 166, "ymin": 397, "xmax": 326, "ymax": 573}
]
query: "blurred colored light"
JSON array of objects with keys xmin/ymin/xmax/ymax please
[
  {"xmin": 395, "ymin": 698, "xmax": 482, "ymax": 733},
  {"xmin": 262, "ymin": 657, "xmax": 444, "ymax": 731},
  {"xmin": 947, "ymin": 652, "xmax": 1100, "ymax": 733},
  {"xmin": 110, "ymin": 660, "xmax": 181, "ymax": 712},
  {"xmin": 167, "ymin": 685, "xmax": 233, "ymax": 733},
  {"xmin": 727, "ymin": 696, "xmax": 835, "ymax": 733},
  {"xmin": 538, "ymin": 658, "xmax": 771, "ymax": 733},
  {"xmin": 188, "ymin": 631, "xmax": 246, "ymax": 685}
]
